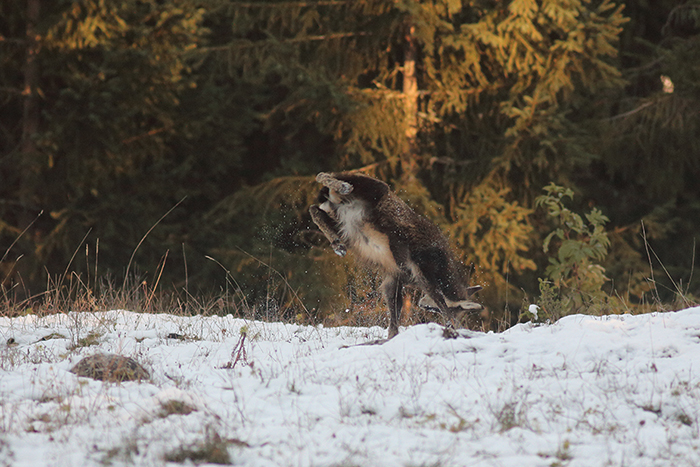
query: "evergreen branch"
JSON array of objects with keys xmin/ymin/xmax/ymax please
[
  {"xmin": 664, "ymin": 3, "xmax": 700, "ymax": 29},
  {"xmin": 623, "ymin": 56, "xmax": 664, "ymax": 75},
  {"xmin": 122, "ymin": 127, "xmax": 169, "ymax": 144},
  {"xmin": 607, "ymin": 101, "xmax": 655, "ymax": 121},
  {"xmin": 234, "ymin": 1, "xmax": 350, "ymax": 7},
  {"xmin": 345, "ymin": 161, "xmax": 391, "ymax": 176},
  {"xmin": 285, "ymin": 32, "xmax": 367, "ymax": 43},
  {"xmin": 353, "ymin": 88, "xmax": 431, "ymax": 99},
  {"xmin": 0, "ymin": 87, "xmax": 24, "ymax": 95},
  {"xmin": 429, "ymin": 156, "xmax": 477, "ymax": 167},
  {"xmin": 200, "ymin": 32, "xmax": 368, "ymax": 52},
  {"xmin": 0, "ymin": 36, "xmax": 28, "ymax": 45}
]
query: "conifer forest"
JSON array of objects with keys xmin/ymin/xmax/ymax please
[{"xmin": 1, "ymin": 0, "xmax": 699, "ymax": 327}]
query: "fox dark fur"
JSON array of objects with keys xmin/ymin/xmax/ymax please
[{"xmin": 309, "ymin": 172, "xmax": 481, "ymax": 338}]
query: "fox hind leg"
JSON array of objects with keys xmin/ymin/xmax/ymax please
[{"xmin": 382, "ymin": 274, "xmax": 405, "ymax": 339}]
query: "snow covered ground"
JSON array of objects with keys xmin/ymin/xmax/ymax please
[{"xmin": 2, "ymin": 307, "xmax": 700, "ymax": 466}]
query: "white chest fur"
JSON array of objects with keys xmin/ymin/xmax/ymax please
[
  {"xmin": 335, "ymin": 201, "xmax": 398, "ymax": 272},
  {"xmin": 335, "ymin": 202, "xmax": 365, "ymax": 239}
]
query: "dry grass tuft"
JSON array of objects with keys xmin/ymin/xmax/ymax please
[{"xmin": 70, "ymin": 353, "xmax": 149, "ymax": 382}]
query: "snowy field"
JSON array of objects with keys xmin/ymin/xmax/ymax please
[{"xmin": 2, "ymin": 308, "xmax": 700, "ymax": 467}]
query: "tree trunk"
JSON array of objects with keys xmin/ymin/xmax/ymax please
[
  {"xmin": 14, "ymin": 0, "xmax": 43, "ymax": 287},
  {"xmin": 22, "ymin": 0, "xmax": 41, "ymax": 158},
  {"xmin": 401, "ymin": 24, "xmax": 419, "ymax": 178}
]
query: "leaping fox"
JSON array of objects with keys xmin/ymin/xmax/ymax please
[{"xmin": 309, "ymin": 172, "xmax": 482, "ymax": 338}]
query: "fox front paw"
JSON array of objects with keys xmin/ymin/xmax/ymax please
[{"xmin": 331, "ymin": 241, "xmax": 347, "ymax": 257}]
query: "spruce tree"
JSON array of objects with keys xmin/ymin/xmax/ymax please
[
  {"xmin": 0, "ymin": 1, "xmax": 241, "ymax": 296},
  {"xmin": 590, "ymin": 0, "xmax": 700, "ymax": 305},
  {"xmin": 206, "ymin": 0, "xmax": 629, "ymax": 322}
]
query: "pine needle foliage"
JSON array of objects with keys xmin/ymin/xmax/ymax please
[
  {"xmin": 1, "ymin": 0, "xmax": 247, "ymax": 299},
  {"xmin": 589, "ymin": 0, "xmax": 700, "ymax": 304},
  {"xmin": 0, "ymin": 1, "xmax": 359, "ymax": 315},
  {"xmin": 450, "ymin": 175, "xmax": 535, "ymax": 303},
  {"xmin": 13, "ymin": 1, "xmax": 692, "ymax": 326},
  {"xmin": 205, "ymin": 0, "xmax": 629, "ymax": 320}
]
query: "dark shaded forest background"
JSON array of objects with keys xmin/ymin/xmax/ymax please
[{"xmin": 2, "ymin": 0, "xmax": 699, "ymax": 327}]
